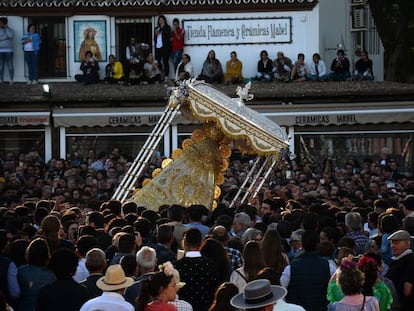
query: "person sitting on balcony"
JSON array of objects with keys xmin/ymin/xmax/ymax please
[
  {"xmin": 307, "ymin": 53, "xmax": 328, "ymax": 81},
  {"xmin": 175, "ymin": 53, "xmax": 194, "ymax": 82},
  {"xmin": 103, "ymin": 54, "xmax": 126, "ymax": 85},
  {"xmin": 354, "ymin": 50, "xmax": 374, "ymax": 81},
  {"xmin": 224, "ymin": 51, "xmax": 243, "ymax": 85},
  {"xmin": 290, "ymin": 53, "xmax": 308, "ymax": 82},
  {"xmin": 255, "ymin": 50, "xmax": 273, "ymax": 82},
  {"xmin": 75, "ymin": 50, "xmax": 100, "ymax": 85},
  {"xmin": 125, "ymin": 36, "xmax": 150, "ymax": 82},
  {"xmin": 143, "ymin": 53, "xmax": 162, "ymax": 84},
  {"xmin": 272, "ymin": 51, "xmax": 292, "ymax": 82},
  {"xmin": 197, "ymin": 50, "xmax": 223, "ymax": 84},
  {"xmin": 329, "ymin": 49, "xmax": 351, "ymax": 81}
]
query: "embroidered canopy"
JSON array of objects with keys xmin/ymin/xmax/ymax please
[{"xmin": 183, "ymin": 81, "xmax": 289, "ymax": 155}]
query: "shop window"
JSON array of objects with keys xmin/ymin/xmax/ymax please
[
  {"xmin": 295, "ymin": 132, "xmax": 413, "ymax": 174},
  {"xmin": 0, "ymin": 128, "xmax": 45, "ymax": 161},
  {"xmin": 66, "ymin": 133, "xmax": 163, "ymax": 164}
]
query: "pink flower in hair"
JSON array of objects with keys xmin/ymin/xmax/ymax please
[
  {"xmin": 159, "ymin": 261, "xmax": 174, "ymax": 276},
  {"xmin": 340, "ymin": 259, "xmax": 357, "ymax": 270},
  {"xmin": 357, "ymin": 256, "xmax": 377, "ymax": 269}
]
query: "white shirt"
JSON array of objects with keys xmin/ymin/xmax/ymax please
[
  {"xmin": 80, "ymin": 292, "xmax": 134, "ymax": 311},
  {"xmin": 23, "ymin": 41, "xmax": 34, "ymax": 51},
  {"xmin": 126, "ymin": 45, "xmax": 136, "ymax": 60},
  {"xmin": 308, "ymin": 60, "xmax": 327, "ymax": 76},
  {"xmin": 230, "ymin": 267, "xmax": 247, "ymax": 292},
  {"xmin": 185, "ymin": 250, "xmax": 201, "ymax": 258},
  {"xmin": 175, "ymin": 61, "xmax": 195, "ymax": 81},
  {"xmin": 406, "ymin": 210, "xmax": 414, "ymax": 218},
  {"xmin": 156, "ymin": 32, "xmax": 163, "ymax": 48},
  {"xmin": 170, "ymin": 295, "xmax": 193, "ymax": 311},
  {"xmin": 273, "ymin": 299, "xmax": 306, "ymax": 311},
  {"xmin": 73, "ymin": 258, "xmax": 89, "ymax": 282}
]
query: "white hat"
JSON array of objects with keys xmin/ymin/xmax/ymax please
[{"xmin": 96, "ymin": 264, "xmax": 134, "ymax": 291}]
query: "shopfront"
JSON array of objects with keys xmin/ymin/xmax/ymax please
[
  {"xmin": 0, "ymin": 112, "xmax": 51, "ymax": 161},
  {"xmin": 52, "ymin": 107, "xmax": 191, "ymax": 161},
  {"xmin": 263, "ymin": 102, "xmax": 414, "ymax": 173}
]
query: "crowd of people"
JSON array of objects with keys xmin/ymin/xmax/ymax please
[
  {"xmin": 72, "ymin": 14, "xmax": 374, "ymax": 86},
  {"xmin": 0, "ymin": 143, "xmax": 413, "ymax": 310},
  {"xmin": 74, "ymin": 40, "xmax": 374, "ymax": 87},
  {"xmin": 0, "ymin": 15, "xmax": 374, "ymax": 87}
]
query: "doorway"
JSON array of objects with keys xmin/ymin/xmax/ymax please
[
  {"xmin": 30, "ymin": 17, "xmax": 67, "ymax": 78},
  {"xmin": 115, "ymin": 17, "xmax": 153, "ymax": 64}
]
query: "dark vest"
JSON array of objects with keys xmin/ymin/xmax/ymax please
[
  {"xmin": 287, "ymin": 251, "xmax": 330, "ymax": 311},
  {"xmin": 126, "ymin": 45, "xmax": 138, "ymax": 58}
]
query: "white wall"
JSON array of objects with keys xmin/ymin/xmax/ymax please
[
  {"xmin": 0, "ymin": 8, "xmax": 331, "ymax": 82},
  {"xmin": 167, "ymin": 11, "xmax": 320, "ymax": 79},
  {"xmin": 5, "ymin": 2, "xmax": 383, "ymax": 82},
  {"xmin": 318, "ymin": 0, "xmax": 350, "ymax": 64}
]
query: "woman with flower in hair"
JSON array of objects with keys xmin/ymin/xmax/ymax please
[
  {"xmin": 136, "ymin": 261, "xmax": 177, "ymax": 311},
  {"xmin": 328, "ymin": 250, "xmax": 356, "ymax": 303},
  {"xmin": 327, "ymin": 258, "xmax": 380, "ymax": 311},
  {"xmin": 358, "ymin": 254, "xmax": 393, "ymax": 311},
  {"xmin": 328, "ymin": 254, "xmax": 393, "ymax": 311}
]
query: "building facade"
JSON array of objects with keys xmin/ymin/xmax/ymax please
[
  {"xmin": 0, "ymin": 0, "xmax": 383, "ymax": 82},
  {"xmin": 1, "ymin": 0, "xmax": 413, "ymax": 177}
]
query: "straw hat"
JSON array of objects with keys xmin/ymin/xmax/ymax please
[
  {"xmin": 96, "ymin": 264, "xmax": 134, "ymax": 291},
  {"xmin": 230, "ymin": 279, "xmax": 287, "ymax": 309}
]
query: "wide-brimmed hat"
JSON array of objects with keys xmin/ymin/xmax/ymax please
[
  {"xmin": 230, "ymin": 279, "xmax": 287, "ymax": 309},
  {"xmin": 96, "ymin": 264, "xmax": 134, "ymax": 291}
]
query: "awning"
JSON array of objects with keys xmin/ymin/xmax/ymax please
[
  {"xmin": 52, "ymin": 103, "xmax": 414, "ymax": 128},
  {"xmin": 52, "ymin": 108, "xmax": 191, "ymax": 127},
  {"xmin": 264, "ymin": 107, "xmax": 414, "ymax": 127},
  {"xmin": 0, "ymin": 111, "xmax": 50, "ymax": 126}
]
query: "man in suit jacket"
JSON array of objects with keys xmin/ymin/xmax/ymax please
[
  {"xmin": 175, "ymin": 228, "xmax": 219, "ymax": 311},
  {"xmin": 80, "ymin": 248, "xmax": 106, "ymax": 299}
]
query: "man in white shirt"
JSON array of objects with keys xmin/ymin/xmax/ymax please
[
  {"xmin": 307, "ymin": 53, "xmax": 328, "ymax": 81},
  {"xmin": 80, "ymin": 264, "xmax": 134, "ymax": 311}
]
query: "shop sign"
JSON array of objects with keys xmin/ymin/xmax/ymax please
[
  {"xmin": 183, "ymin": 17, "xmax": 292, "ymax": 45},
  {"xmin": 0, "ymin": 115, "xmax": 49, "ymax": 126},
  {"xmin": 295, "ymin": 114, "xmax": 357, "ymax": 125},
  {"xmin": 108, "ymin": 115, "xmax": 161, "ymax": 126}
]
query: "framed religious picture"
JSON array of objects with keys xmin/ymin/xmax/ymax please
[{"xmin": 74, "ymin": 20, "xmax": 107, "ymax": 62}]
